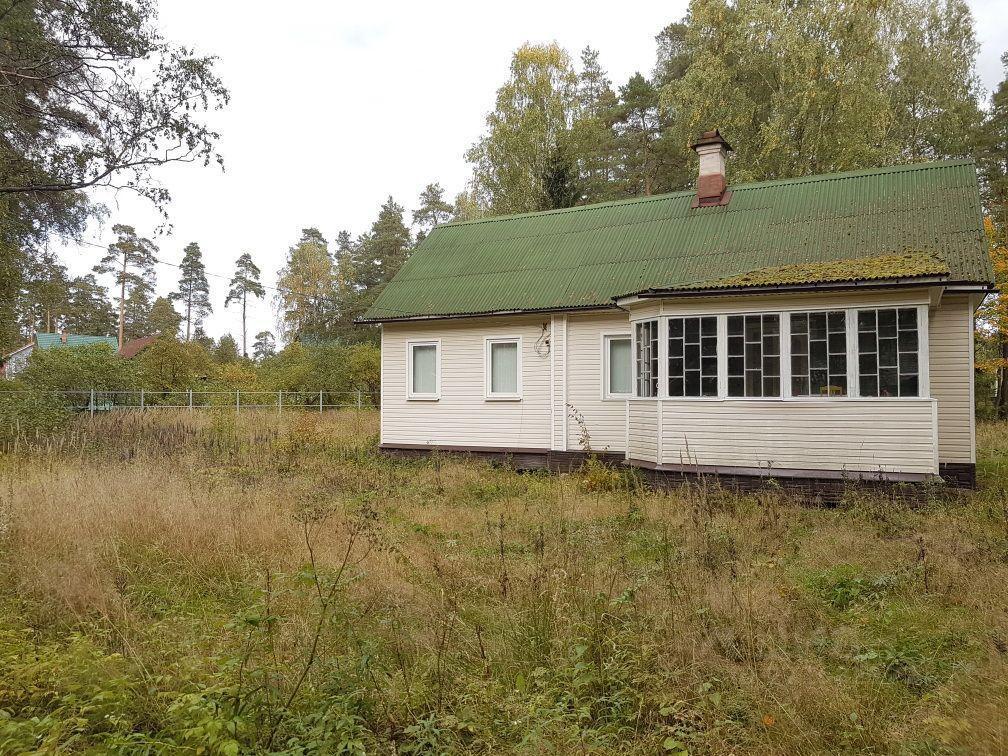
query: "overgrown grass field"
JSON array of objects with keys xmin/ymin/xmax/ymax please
[{"xmin": 1, "ymin": 411, "xmax": 1007, "ymax": 754}]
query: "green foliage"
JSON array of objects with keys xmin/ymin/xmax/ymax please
[
  {"xmin": 148, "ymin": 296, "xmax": 182, "ymax": 338},
  {"xmin": 137, "ymin": 338, "xmax": 217, "ymax": 393},
  {"xmin": 214, "ymin": 334, "xmax": 241, "ymax": 365},
  {"xmin": 225, "ymin": 252, "xmax": 265, "ymax": 358},
  {"xmin": 93, "ymin": 224, "xmax": 158, "ymax": 343},
  {"xmin": 20, "ymin": 343, "xmax": 134, "ymax": 392},
  {"xmin": 466, "ymin": 43, "xmax": 580, "ymax": 214},
  {"xmin": 0, "ymin": 386, "xmax": 69, "ymax": 444}
]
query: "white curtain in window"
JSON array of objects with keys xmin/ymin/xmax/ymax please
[
  {"xmin": 490, "ymin": 341, "xmax": 518, "ymax": 393},
  {"xmin": 608, "ymin": 338, "xmax": 631, "ymax": 394},
  {"xmin": 411, "ymin": 344, "xmax": 437, "ymax": 394}
]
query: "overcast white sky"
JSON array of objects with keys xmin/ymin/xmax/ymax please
[{"xmin": 64, "ymin": 0, "xmax": 1008, "ymax": 343}]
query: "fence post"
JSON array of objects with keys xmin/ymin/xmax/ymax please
[
  {"xmin": 278, "ymin": 390, "xmax": 282, "ymax": 415},
  {"xmin": 357, "ymin": 389, "xmax": 362, "ymax": 409},
  {"xmin": 236, "ymin": 389, "xmax": 240, "ymax": 413},
  {"xmin": 319, "ymin": 390, "xmax": 323, "ymax": 413},
  {"xmin": 140, "ymin": 388, "xmax": 144, "ymax": 411},
  {"xmin": 89, "ymin": 388, "xmax": 95, "ymax": 418},
  {"xmin": 189, "ymin": 389, "xmax": 193, "ymax": 411}
]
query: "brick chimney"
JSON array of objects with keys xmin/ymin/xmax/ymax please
[{"xmin": 691, "ymin": 129, "xmax": 733, "ymax": 208}]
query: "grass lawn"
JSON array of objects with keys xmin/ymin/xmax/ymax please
[{"xmin": 1, "ymin": 410, "xmax": 1007, "ymax": 754}]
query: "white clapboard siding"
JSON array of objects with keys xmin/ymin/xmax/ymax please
[
  {"xmin": 627, "ymin": 401, "xmax": 658, "ymax": 462},
  {"xmin": 654, "ymin": 399, "xmax": 937, "ymax": 473},
  {"xmin": 381, "ymin": 316, "xmax": 551, "ymax": 449},
  {"xmin": 929, "ymin": 295, "xmax": 974, "ymax": 463},
  {"xmin": 551, "ymin": 315, "xmax": 567, "ymax": 450},
  {"xmin": 564, "ymin": 312, "xmax": 632, "ymax": 453}
]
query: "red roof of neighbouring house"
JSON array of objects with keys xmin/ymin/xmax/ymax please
[{"xmin": 119, "ymin": 336, "xmax": 157, "ymax": 359}]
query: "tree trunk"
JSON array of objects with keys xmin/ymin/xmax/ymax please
[
  {"xmin": 998, "ymin": 341, "xmax": 1008, "ymax": 419},
  {"xmin": 241, "ymin": 293, "xmax": 247, "ymax": 358},
  {"xmin": 118, "ymin": 254, "xmax": 126, "ymax": 350},
  {"xmin": 186, "ymin": 288, "xmax": 192, "ymax": 341}
]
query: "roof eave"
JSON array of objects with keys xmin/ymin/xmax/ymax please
[
  {"xmin": 356, "ymin": 302, "xmax": 619, "ymax": 325},
  {"xmin": 614, "ymin": 275, "xmax": 964, "ymax": 305}
]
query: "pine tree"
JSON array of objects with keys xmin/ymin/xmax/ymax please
[
  {"xmin": 225, "ymin": 252, "xmax": 265, "ymax": 357},
  {"xmin": 93, "ymin": 224, "xmax": 157, "ymax": 349},
  {"xmin": 412, "ymin": 183, "xmax": 453, "ymax": 242},
  {"xmin": 170, "ymin": 242, "xmax": 212, "ymax": 341}
]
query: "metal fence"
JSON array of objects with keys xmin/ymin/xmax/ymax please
[{"xmin": 1, "ymin": 389, "xmax": 374, "ymax": 414}]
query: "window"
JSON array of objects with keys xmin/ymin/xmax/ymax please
[
  {"xmin": 407, "ymin": 341, "xmax": 439, "ymax": 399},
  {"xmin": 790, "ymin": 311, "xmax": 847, "ymax": 396},
  {"xmin": 634, "ymin": 320, "xmax": 659, "ymax": 397},
  {"xmin": 668, "ymin": 316, "xmax": 718, "ymax": 397},
  {"xmin": 857, "ymin": 308, "xmax": 919, "ymax": 397},
  {"xmin": 485, "ymin": 337, "xmax": 521, "ymax": 399},
  {"xmin": 727, "ymin": 314, "xmax": 780, "ymax": 397},
  {"xmin": 604, "ymin": 335, "xmax": 632, "ymax": 398}
]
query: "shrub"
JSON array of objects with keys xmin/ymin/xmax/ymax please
[
  {"xmin": 20, "ymin": 342, "xmax": 134, "ymax": 392},
  {"xmin": 0, "ymin": 387, "xmax": 69, "ymax": 444}
]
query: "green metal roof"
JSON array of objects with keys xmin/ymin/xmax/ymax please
[
  {"xmin": 34, "ymin": 333, "xmax": 118, "ymax": 350},
  {"xmin": 362, "ymin": 159, "xmax": 992, "ymax": 322}
]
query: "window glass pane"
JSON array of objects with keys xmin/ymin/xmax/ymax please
[
  {"xmin": 856, "ymin": 307, "xmax": 920, "ymax": 397},
  {"xmin": 411, "ymin": 344, "xmax": 437, "ymax": 395},
  {"xmin": 729, "ymin": 313, "xmax": 779, "ymax": 397},
  {"xmin": 668, "ymin": 316, "xmax": 717, "ymax": 397},
  {"xmin": 608, "ymin": 337, "xmax": 631, "ymax": 395},
  {"xmin": 490, "ymin": 341, "xmax": 518, "ymax": 394},
  {"xmin": 791, "ymin": 310, "xmax": 846, "ymax": 396},
  {"xmin": 635, "ymin": 320, "xmax": 658, "ymax": 397}
]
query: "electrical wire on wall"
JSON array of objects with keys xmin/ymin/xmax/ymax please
[{"xmin": 534, "ymin": 322, "xmax": 551, "ymax": 358}]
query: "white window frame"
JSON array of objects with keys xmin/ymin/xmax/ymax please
[
  {"xmin": 629, "ymin": 299, "xmax": 930, "ymax": 404},
  {"xmin": 484, "ymin": 336, "xmax": 522, "ymax": 401},
  {"xmin": 667, "ymin": 314, "xmax": 721, "ymax": 400},
  {"xmin": 632, "ymin": 318, "xmax": 660, "ymax": 399},
  {"xmin": 406, "ymin": 340, "xmax": 441, "ymax": 400},
  {"xmin": 601, "ymin": 332, "xmax": 633, "ymax": 400}
]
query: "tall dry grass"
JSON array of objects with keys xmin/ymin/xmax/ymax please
[{"xmin": 1, "ymin": 411, "xmax": 1007, "ymax": 753}]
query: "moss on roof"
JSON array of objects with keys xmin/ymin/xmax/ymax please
[{"xmin": 669, "ymin": 251, "xmax": 951, "ymax": 292}]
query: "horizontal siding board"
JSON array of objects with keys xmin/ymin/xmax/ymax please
[
  {"xmin": 381, "ymin": 316, "xmax": 550, "ymax": 448},
  {"xmin": 644, "ymin": 399, "xmax": 937, "ymax": 474},
  {"xmin": 929, "ymin": 295, "xmax": 974, "ymax": 463},
  {"xmin": 564, "ymin": 312, "xmax": 630, "ymax": 453}
]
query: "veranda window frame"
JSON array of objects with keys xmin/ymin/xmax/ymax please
[{"xmin": 627, "ymin": 301, "xmax": 929, "ymax": 402}]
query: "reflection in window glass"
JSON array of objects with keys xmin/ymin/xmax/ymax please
[
  {"xmin": 634, "ymin": 320, "xmax": 658, "ymax": 397},
  {"xmin": 790, "ymin": 311, "xmax": 847, "ymax": 396},
  {"xmin": 857, "ymin": 308, "xmax": 919, "ymax": 397},
  {"xmin": 668, "ymin": 316, "xmax": 718, "ymax": 397},
  {"xmin": 727, "ymin": 314, "xmax": 780, "ymax": 397}
]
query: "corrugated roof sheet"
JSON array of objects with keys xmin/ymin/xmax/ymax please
[
  {"xmin": 35, "ymin": 333, "xmax": 118, "ymax": 350},
  {"xmin": 362, "ymin": 159, "xmax": 993, "ymax": 321}
]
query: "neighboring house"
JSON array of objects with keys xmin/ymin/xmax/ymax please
[
  {"xmin": 360, "ymin": 131, "xmax": 994, "ymax": 489},
  {"xmin": 119, "ymin": 336, "xmax": 157, "ymax": 359},
  {"xmin": 2, "ymin": 332, "xmax": 118, "ymax": 379},
  {"xmin": 1, "ymin": 343, "xmax": 33, "ymax": 380}
]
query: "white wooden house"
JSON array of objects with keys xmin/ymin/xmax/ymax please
[{"xmin": 360, "ymin": 132, "xmax": 993, "ymax": 489}]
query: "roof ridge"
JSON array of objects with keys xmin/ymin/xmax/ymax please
[{"xmin": 436, "ymin": 158, "xmax": 976, "ymax": 231}]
